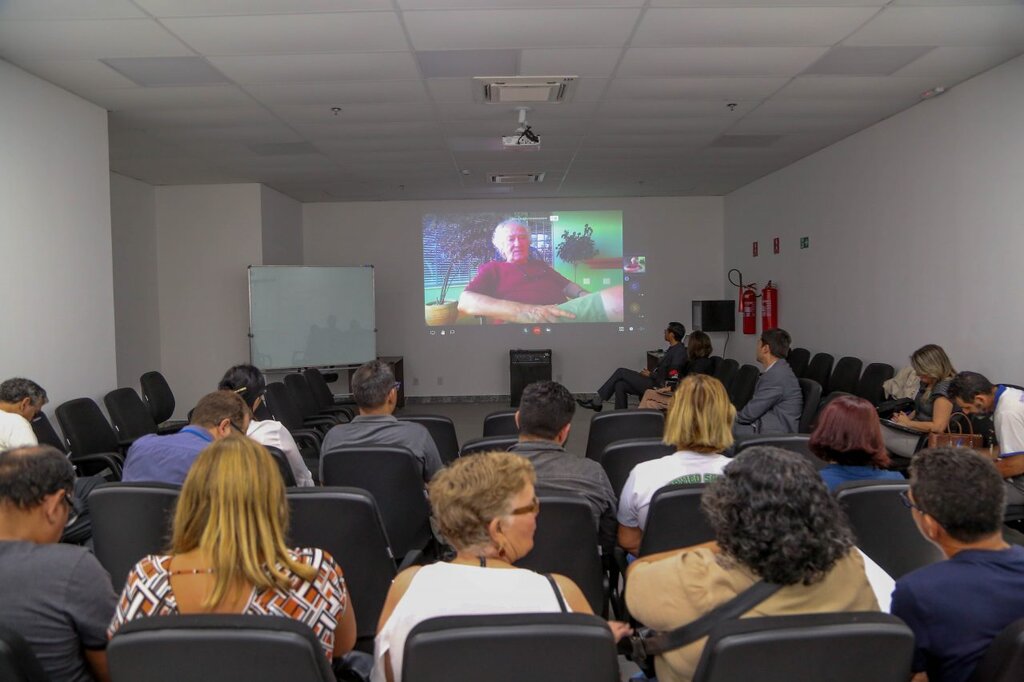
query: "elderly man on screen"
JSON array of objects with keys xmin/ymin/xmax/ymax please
[{"xmin": 457, "ymin": 219, "xmax": 622, "ymax": 324}]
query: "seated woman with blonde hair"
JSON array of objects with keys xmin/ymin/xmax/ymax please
[
  {"xmin": 883, "ymin": 343, "xmax": 958, "ymax": 463},
  {"xmin": 107, "ymin": 435, "xmax": 356, "ymax": 661},
  {"xmin": 618, "ymin": 374, "xmax": 734, "ymax": 555},
  {"xmin": 373, "ymin": 451, "xmax": 630, "ymax": 682}
]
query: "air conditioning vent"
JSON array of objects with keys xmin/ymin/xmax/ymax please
[
  {"xmin": 489, "ymin": 172, "xmax": 546, "ymax": 184},
  {"xmin": 474, "ymin": 76, "xmax": 577, "ymax": 103}
]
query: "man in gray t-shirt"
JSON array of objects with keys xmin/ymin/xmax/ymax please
[{"xmin": 0, "ymin": 446, "xmax": 117, "ymax": 682}]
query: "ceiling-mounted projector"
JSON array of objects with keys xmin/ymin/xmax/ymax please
[{"xmin": 503, "ymin": 107, "xmax": 540, "ymax": 150}]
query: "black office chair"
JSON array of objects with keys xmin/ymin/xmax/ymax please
[
  {"xmin": 89, "ymin": 482, "xmax": 180, "ymax": 590},
  {"xmin": 139, "ymin": 371, "xmax": 186, "ymax": 434},
  {"xmin": 483, "ymin": 409, "xmax": 519, "ymax": 437},
  {"xmin": 108, "ymin": 615, "xmax": 335, "ymax": 682},
  {"xmin": 398, "ymin": 414, "xmax": 459, "ymax": 465},
  {"xmin": 713, "ymin": 358, "xmax": 739, "ymax": 390},
  {"xmin": 798, "ymin": 377, "xmax": 823, "ymax": 433},
  {"xmin": 286, "ymin": 487, "xmax": 397, "ymax": 653},
  {"xmin": 402, "ymin": 613, "xmax": 619, "ymax": 682},
  {"xmin": 265, "ymin": 446, "xmax": 298, "ymax": 487},
  {"xmin": 54, "ymin": 398, "xmax": 126, "ymax": 479},
  {"xmin": 805, "ymin": 353, "xmax": 834, "ymax": 395},
  {"xmin": 709, "ymin": 355, "xmax": 723, "ymax": 375},
  {"xmin": 264, "ymin": 382, "xmax": 325, "ymax": 451},
  {"xmin": 692, "ymin": 612, "xmax": 914, "ymax": 682},
  {"xmin": 30, "ymin": 412, "xmax": 121, "ymax": 480},
  {"xmin": 787, "ymin": 347, "xmax": 811, "ymax": 378},
  {"xmin": 856, "ymin": 362, "xmax": 896, "ymax": 406},
  {"xmin": 515, "ymin": 495, "xmax": 606, "ymax": 616},
  {"xmin": 585, "ymin": 410, "xmax": 664, "ymax": 462},
  {"xmin": 104, "ymin": 387, "xmax": 158, "ymax": 444},
  {"xmin": 735, "ymin": 434, "xmax": 825, "ymax": 470},
  {"xmin": 728, "ymin": 364, "xmax": 760, "ymax": 410},
  {"xmin": 639, "ymin": 483, "xmax": 714, "ymax": 555},
  {"xmin": 320, "ymin": 445, "xmax": 432, "ymax": 560},
  {"xmin": 836, "ymin": 480, "xmax": 944, "ymax": 579},
  {"xmin": 971, "ymin": 617, "xmax": 1024, "ymax": 682},
  {"xmin": 601, "ymin": 437, "xmax": 675, "ymax": 499},
  {"xmin": 459, "ymin": 435, "xmax": 518, "ymax": 458},
  {"xmin": 0, "ymin": 626, "xmax": 48, "ymax": 682},
  {"xmin": 827, "ymin": 356, "xmax": 864, "ymax": 398},
  {"xmin": 300, "ymin": 368, "xmax": 355, "ymax": 420},
  {"xmin": 284, "ymin": 374, "xmax": 344, "ymax": 433}
]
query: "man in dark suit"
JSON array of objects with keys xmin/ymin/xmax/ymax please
[
  {"xmin": 733, "ymin": 328, "xmax": 803, "ymax": 435},
  {"xmin": 578, "ymin": 322, "xmax": 688, "ymax": 411}
]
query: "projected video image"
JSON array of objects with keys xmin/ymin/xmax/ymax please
[{"xmin": 423, "ymin": 211, "xmax": 624, "ymax": 326}]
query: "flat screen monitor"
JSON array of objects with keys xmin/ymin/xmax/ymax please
[{"xmin": 692, "ymin": 300, "xmax": 736, "ymax": 333}]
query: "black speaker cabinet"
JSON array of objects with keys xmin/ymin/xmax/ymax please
[{"xmin": 509, "ymin": 349, "xmax": 552, "ymax": 407}]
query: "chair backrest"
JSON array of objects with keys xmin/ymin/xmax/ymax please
[
  {"xmin": 729, "ymin": 364, "xmax": 760, "ymax": 410},
  {"xmin": 828, "ymin": 356, "xmax": 864, "ymax": 396},
  {"xmin": 787, "ymin": 347, "xmax": 811, "ymax": 378},
  {"xmin": 639, "ymin": 483, "xmax": 714, "ymax": 556},
  {"xmin": 797, "ymin": 378, "xmax": 823, "ymax": 434},
  {"xmin": 734, "ymin": 434, "xmax": 825, "ymax": 470},
  {"xmin": 970, "ymin": 617, "xmax": 1024, "ymax": 682},
  {"xmin": 0, "ymin": 626, "xmax": 48, "ymax": 682},
  {"xmin": 302, "ymin": 368, "xmax": 336, "ymax": 410},
  {"xmin": 805, "ymin": 353, "xmax": 835, "ymax": 394},
  {"xmin": 284, "ymin": 373, "xmax": 322, "ymax": 419},
  {"xmin": 31, "ymin": 412, "xmax": 67, "ymax": 453},
  {"xmin": 714, "ymin": 358, "xmax": 739, "ymax": 389},
  {"xmin": 601, "ymin": 437, "xmax": 676, "ymax": 499},
  {"xmin": 709, "ymin": 356, "xmax": 723, "ymax": 375},
  {"xmin": 398, "ymin": 414, "xmax": 460, "ymax": 464},
  {"xmin": 856, "ymin": 363, "xmax": 896, "ymax": 406},
  {"xmin": 89, "ymin": 482, "xmax": 181, "ymax": 591},
  {"xmin": 514, "ymin": 495, "xmax": 606, "ymax": 616},
  {"xmin": 585, "ymin": 410, "xmax": 665, "ymax": 462},
  {"xmin": 402, "ymin": 613, "xmax": 619, "ymax": 682},
  {"xmin": 264, "ymin": 381, "xmax": 306, "ymax": 433},
  {"xmin": 320, "ymin": 446, "xmax": 432, "ymax": 559},
  {"xmin": 482, "ymin": 409, "xmax": 519, "ymax": 437},
  {"xmin": 54, "ymin": 397, "xmax": 120, "ymax": 457},
  {"xmin": 459, "ymin": 435, "xmax": 518, "ymax": 458},
  {"xmin": 265, "ymin": 446, "xmax": 297, "ymax": 487},
  {"xmin": 139, "ymin": 371, "xmax": 177, "ymax": 425},
  {"xmin": 108, "ymin": 614, "xmax": 334, "ymax": 682},
  {"xmin": 286, "ymin": 487, "xmax": 397, "ymax": 649},
  {"xmin": 104, "ymin": 387, "xmax": 158, "ymax": 443},
  {"xmin": 836, "ymin": 481, "xmax": 945, "ymax": 579},
  {"xmin": 692, "ymin": 612, "xmax": 914, "ymax": 682}
]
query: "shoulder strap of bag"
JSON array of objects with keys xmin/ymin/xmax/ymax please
[
  {"xmin": 544, "ymin": 574, "xmax": 568, "ymax": 612},
  {"xmin": 644, "ymin": 580, "xmax": 782, "ymax": 655}
]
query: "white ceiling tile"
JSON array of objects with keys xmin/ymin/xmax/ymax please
[
  {"xmin": 441, "ymin": 119, "xmax": 591, "ymax": 136},
  {"xmin": 600, "ymin": 116, "xmax": 733, "ymax": 134},
  {"xmin": 618, "ymin": 47, "xmax": 829, "ymax": 77},
  {"xmin": 651, "ymin": 0, "xmax": 887, "ymax": 5},
  {"xmin": 753, "ymin": 98, "xmax": 911, "ymax": 118},
  {"xmin": 890, "ymin": 0, "xmax": 1020, "ymax": 5},
  {"xmin": 110, "ymin": 106, "xmax": 278, "ymax": 127},
  {"xmin": 519, "ymin": 48, "xmax": 623, "ymax": 77},
  {"xmin": 577, "ymin": 132, "xmax": 718, "ymax": 149},
  {"xmin": 161, "ymin": 13, "xmax": 409, "ymax": 55},
  {"xmin": 322, "ymin": 149, "xmax": 453, "ymax": 165},
  {"xmin": 845, "ymin": 6, "xmax": 1024, "ymax": 46},
  {"xmin": 108, "ymin": 130, "xmax": 192, "ymax": 160},
  {"xmin": 728, "ymin": 114, "xmax": 878, "ymax": 135},
  {"xmin": 605, "ymin": 77, "xmax": 788, "ymax": 100},
  {"xmin": 84, "ymin": 85, "xmax": 254, "ymax": 110},
  {"xmin": 315, "ymin": 136, "xmax": 447, "ymax": 153},
  {"xmin": 399, "ymin": 0, "xmax": 644, "ymax": 7},
  {"xmin": 134, "ymin": 0, "xmax": 393, "ymax": 17},
  {"xmin": 18, "ymin": 60, "xmax": 137, "ymax": 92},
  {"xmin": 633, "ymin": 8, "xmax": 880, "ymax": 47},
  {"xmin": 0, "ymin": 1, "xmax": 145, "ymax": 20},
  {"xmin": 293, "ymin": 121, "xmax": 442, "ymax": 139},
  {"xmin": 773, "ymin": 75, "xmax": 943, "ymax": 100},
  {"xmin": 270, "ymin": 102, "xmax": 435, "ymax": 124},
  {"xmin": 111, "ymin": 157, "xmax": 244, "ymax": 185},
  {"xmin": 426, "ymin": 78, "xmax": 475, "ymax": 102},
  {"xmin": 208, "ymin": 53, "xmax": 420, "ymax": 84},
  {"xmin": 0, "ymin": 20, "xmax": 192, "ymax": 60},
  {"xmin": 246, "ymin": 80, "xmax": 427, "ymax": 105},
  {"xmin": 436, "ymin": 101, "xmax": 599, "ymax": 121},
  {"xmin": 571, "ymin": 78, "xmax": 609, "ymax": 101},
  {"xmin": 403, "ymin": 9, "xmax": 641, "ymax": 50},
  {"xmin": 149, "ymin": 123, "xmax": 303, "ymax": 143},
  {"xmin": 597, "ymin": 99, "xmax": 756, "ymax": 117},
  {"xmin": 892, "ymin": 45, "xmax": 1024, "ymax": 80}
]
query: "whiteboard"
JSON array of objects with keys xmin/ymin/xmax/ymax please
[{"xmin": 248, "ymin": 266, "xmax": 376, "ymax": 370}]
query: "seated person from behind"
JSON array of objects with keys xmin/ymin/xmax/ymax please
[
  {"xmin": 122, "ymin": 390, "xmax": 249, "ymax": 486},
  {"xmin": 0, "ymin": 377, "xmax": 47, "ymax": 450},
  {"xmin": 891, "ymin": 447, "xmax": 1024, "ymax": 682},
  {"xmin": 0, "ymin": 446, "xmax": 117, "ymax": 682},
  {"xmin": 639, "ymin": 330, "xmax": 715, "ymax": 411},
  {"xmin": 508, "ymin": 380, "xmax": 617, "ymax": 554},
  {"xmin": 882, "ymin": 344, "xmax": 957, "ymax": 462},
  {"xmin": 618, "ymin": 374, "xmax": 734, "ymax": 555},
  {"xmin": 108, "ymin": 436, "xmax": 356, "ymax": 661},
  {"xmin": 579, "ymin": 322, "xmax": 688, "ymax": 411},
  {"xmin": 320, "ymin": 360, "xmax": 441, "ymax": 482},
  {"xmin": 626, "ymin": 447, "xmax": 879, "ymax": 682},
  {"xmin": 457, "ymin": 219, "xmax": 622, "ymax": 324},
  {"xmin": 373, "ymin": 451, "xmax": 629, "ymax": 682},
  {"xmin": 218, "ymin": 364, "xmax": 314, "ymax": 487},
  {"xmin": 810, "ymin": 395, "xmax": 905, "ymax": 491},
  {"xmin": 733, "ymin": 327, "xmax": 803, "ymax": 436}
]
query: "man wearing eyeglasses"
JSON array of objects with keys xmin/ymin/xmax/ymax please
[
  {"xmin": 0, "ymin": 445, "xmax": 118, "ymax": 682},
  {"xmin": 891, "ymin": 447, "xmax": 1024, "ymax": 682},
  {"xmin": 122, "ymin": 390, "xmax": 250, "ymax": 486}
]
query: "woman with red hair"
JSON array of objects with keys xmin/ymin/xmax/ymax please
[{"xmin": 810, "ymin": 395, "xmax": 905, "ymax": 491}]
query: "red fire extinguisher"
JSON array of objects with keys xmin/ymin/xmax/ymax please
[
  {"xmin": 740, "ymin": 284, "xmax": 758, "ymax": 335},
  {"xmin": 761, "ymin": 281, "xmax": 778, "ymax": 331}
]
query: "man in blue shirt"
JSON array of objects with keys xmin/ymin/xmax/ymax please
[
  {"xmin": 122, "ymin": 390, "xmax": 249, "ymax": 485},
  {"xmin": 891, "ymin": 447, "xmax": 1024, "ymax": 682}
]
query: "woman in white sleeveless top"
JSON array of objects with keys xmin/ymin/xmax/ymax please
[{"xmin": 372, "ymin": 451, "xmax": 630, "ymax": 682}]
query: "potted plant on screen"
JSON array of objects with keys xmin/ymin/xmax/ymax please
[
  {"xmin": 556, "ymin": 223, "xmax": 598, "ymax": 284},
  {"xmin": 424, "ymin": 217, "xmax": 495, "ymax": 326}
]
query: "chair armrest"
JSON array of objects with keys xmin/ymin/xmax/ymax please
[
  {"xmin": 157, "ymin": 420, "xmax": 187, "ymax": 435},
  {"xmin": 290, "ymin": 429, "xmax": 323, "ymax": 448},
  {"xmin": 71, "ymin": 453, "xmax": 125, "ymax": 481},
  {"xmin": 319, "ymin": 406, "xmax": 353, "ymax": 421}
]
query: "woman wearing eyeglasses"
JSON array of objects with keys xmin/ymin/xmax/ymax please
[
  {"xmin": 372, "ymin": 451, "xmax": 631, "ymax": 682},
  {"xmin": 218, "ymin": 364, "xmax": 314, "ymax": 487}
]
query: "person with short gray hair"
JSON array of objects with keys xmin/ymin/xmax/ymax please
[
  {"xmin": 0, "ymin": 377, "xmax": 48, "ymax": 450},
  {"xmin": 320, "ymin": 361, "xmax": 441, "ymax": 482},
  {"xmin": 0, "ymin": 446, "xmax": 118, "ymax": 682}
]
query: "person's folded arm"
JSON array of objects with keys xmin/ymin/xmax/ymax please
[
  {"xmin": 457, "ymin": 291, "xmax": 575, "ymax": 323},
  {"xmin": 734, "ymin": 384, "xmax": 783, "ymax": 425},
  {"xmin": 892, "ymin": 397, "xmax": 953, "ymax": 434},
  {"xmin": 618, "ymin": 524, "xmax": 642, "ymax": 556},
  {"xmin": 84, "ymin": 649, "xmax": 110, "ymax": 682}
]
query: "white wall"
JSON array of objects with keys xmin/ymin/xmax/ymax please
[
  {"xmin": 0, "ymin": 60, "xmax": 117, "ymax": 407},
  {"xmin": 303, "ymin": 197, "xmax": 724, "ymax": 396},
  {"xmin": 260, "ymin": 185, "xmax": 303, "ymax": 265},
  {"xmin": 110, "ymin": 172, "xmax": 161, "ymax": 389},
  {"xmin": 723, "ymin": 55, "xmax": 1024, "ymax": 379}
]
